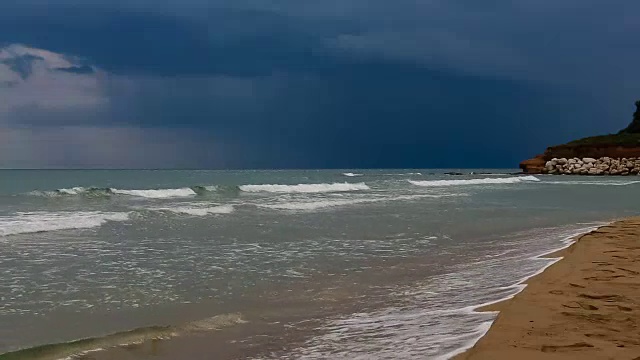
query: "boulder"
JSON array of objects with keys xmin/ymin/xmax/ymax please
[{"xmin": 524, "ymin": 155, "xmax": 640, "ymax": 176}]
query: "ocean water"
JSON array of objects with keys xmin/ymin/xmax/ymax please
[{"xmin": 1, "ymin": 169, "xmax": 639, "ymax": 359}]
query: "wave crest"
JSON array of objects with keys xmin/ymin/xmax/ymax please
[
  {"xmin": 110, "ymin": 188, "xmax": 196, "ymax": 199},
  {"xmin": 239, "ymin": 182, "xmax": 370, "ymax": 193},
  {"xmin": 409, "ymin": 176, "xmax": 540, "ymax": 187},
  {"xmin": 29, "ymin": 185, "xmax": 227, "ymax": 199}
]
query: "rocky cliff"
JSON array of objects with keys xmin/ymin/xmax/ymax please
[{"xmin": 520, "ymin": 101, "xmax": 640, "ymax": 174}]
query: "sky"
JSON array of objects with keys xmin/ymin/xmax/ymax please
[{"xmin": 0, "ymin": 1, "xmax": 638, "ymax": 169}]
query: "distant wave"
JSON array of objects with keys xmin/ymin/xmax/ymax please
[
  {"xmin": 260, "ymin": 198, "xmax": 373, "ymax": 210},
  {"xmin": 110, "ymin": 188, "xmax": 196, "ymax": 199},
  {"xmin": 259, "ymin": 194, "xmax": 455, "ymax": 211},
  {"xmin": 28, "ymin": 185, "xmax": 224, "ymax": 199},
  {"xmin": 342, "ymin": 172, "xmax": 364, "ymax": 177},
  {"xmin": 239, "ymin": 182, "xmax": 370, "ymax": 193},
  {"xmin": 382, "ymin": 172, "xmax": 423, "ymax": 176},
  {"xmin": 29, "ymin": 187, "xmax": 112, "ymax": 197},
  {"xmin": 0, "ymin": 211, "xmax": 129, "ymax": 237},
  {"xmin": 27, "ymin": 183, "xmax": 369, "ymax": 198},
  {"xmin": 409, "ymin": 176, "xmax": 540, "ymax": 187},
  {"xmin": 149, "ymin": 204, "xmax": 234, "ymax": 216}
]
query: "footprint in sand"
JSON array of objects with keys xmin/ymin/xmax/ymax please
[
  {"xmin": 541, "ymin": 342, "xmax": 594, "ymax": 353},
  {"xmin": 616, "ymin": 267, "xmax": 640, "ymax": 275},
  {"xmin": 584, "ymin": 275, "xmax": 626, "ymax": 281},
  {"xmin": 595, "ymin": 269, "xmax": 616, "ymax": 273},
  {"xmin": 579, "ymin": 293, "xmax": 625, "ymax": 302},
  {"xmin": 562, "ymin": 301, "xmax": 598, "ymax": 310},
  {"xmin": 592, "ymin": 261, "xmax": 614, "ymax": 266}
]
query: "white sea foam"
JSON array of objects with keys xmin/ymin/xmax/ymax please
[
  {"xmin": 151, "ymin": 204, "xmax": 234, "ymax": 216},
  {"xmin": 261, "ymin": 199, "xmax": 373, "ymax": 210},
  {"xmin": 57, "ymin": 187, "xmax": 87, "ymax": 195},
  {"xmin": 342, "ymin": 173, "xmax": 364, "ymax": 177},
  {"xmin": 239, "ymin": 183, "xmax": 370, "ymax": 193},
  {"xmin": 259, "ymin": 194, "xmax": 452, "ymax": 211},
  {"xmin": 0, "ymin": 211, "xmax": 130, "ymax": 236},
  {"xmin": 409, "ymin": 176, "xmax": 540, "ymax": 187},
  {"xmin": 278, "ymin": 223, "xmax": 603, "ymax": 360},
  {"xmin": 110, "ymin": 188, "xmax": 197, "ymax": 198}
]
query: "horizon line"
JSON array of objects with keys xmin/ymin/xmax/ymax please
[{"xmin": 0, "ymin": 167, "xmax": 519, "ymax": 171}]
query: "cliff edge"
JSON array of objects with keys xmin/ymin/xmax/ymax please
[{"xmin": 521, "ymin": 101, "xmax": 640, "ymax": 174}]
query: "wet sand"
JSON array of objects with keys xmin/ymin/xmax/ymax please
[{"xmin": 457, "ymin": 217, "xmax": 640, "ymax": 360}]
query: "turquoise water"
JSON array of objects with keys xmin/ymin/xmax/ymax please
[{"xmin": 1, "ymin": 169, "xmax": 638, "ymax": 359}]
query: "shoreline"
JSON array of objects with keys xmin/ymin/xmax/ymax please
[
  {"xmin": 454, "ymin": 217, "xmax": 640, "ymax": 359},
  {"xmin": 4, "ymin": 219, "xmax": 634, "ymax": 360},
  {"xmin": 2, "ymin": 222, "xmax": 618, "ymax": 360}
]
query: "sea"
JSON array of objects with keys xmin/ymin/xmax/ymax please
[{"xmin": 1, "ymin": 169, "xmax": 639, "ymax": 359}]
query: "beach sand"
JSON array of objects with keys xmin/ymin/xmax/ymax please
[{"xmin": 456, "ymin": 217, "xmax": 640, "ymax": 360}]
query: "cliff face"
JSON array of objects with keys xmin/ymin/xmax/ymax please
[
  {"xmin": 520, "ymin": 100, "xmax": 640, "ymax": 174},
  {"xmin": 520, "ymin": 155, "xmax": 546, "ymax": 174}
]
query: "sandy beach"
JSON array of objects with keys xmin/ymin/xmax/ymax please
[{"xmin": 457, "ymin": 217, "xmax": 640, "ymax": 360}]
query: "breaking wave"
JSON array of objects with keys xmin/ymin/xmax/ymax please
[
  {"xmin": 239, "ymin": 182, "xmax": 370, "ymax": 193},
  {"xmin": 29, "ymin": 187, "xmax": 113, "ymax": 198},
  {"xmin": 28, "ymin": 186, "xmax": 225, "ymax": 199},
  {"xmin": 0, "ymin": 211, "xmax": 130, "ymax": 237},
  {"xmin": 342, "ymin": 172, "xmax": 364, "ymax": 177},
  {"xmin": 110, "ymin": 188, "xmax": 196, "ymax": 199},
  {"xmin": 409, "ymin": 176, "xmax": 540, "ymax": 187}
]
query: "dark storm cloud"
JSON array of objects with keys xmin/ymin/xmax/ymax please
[
  {"xmin": 1, "ymin": 0, "xmax": 639, "ymax": 168},
  {"xmin": 0, "ymin": 3, "xmax": 345, "ymax": 77}
]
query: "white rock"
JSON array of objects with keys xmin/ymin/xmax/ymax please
[{"xmin": 583, "ymin": 157, "xmax": 597, "ymax": 163}]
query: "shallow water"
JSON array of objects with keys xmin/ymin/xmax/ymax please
[{"xmin": 0, "ymin": 169, "xmax": 638, "ymax": 358}]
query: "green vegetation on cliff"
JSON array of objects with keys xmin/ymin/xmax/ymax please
[{"xmin": 566, "ymin": 133, "xmax": 640, "ymax": 147}]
